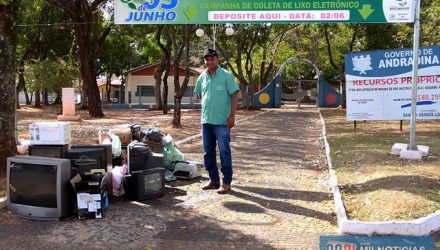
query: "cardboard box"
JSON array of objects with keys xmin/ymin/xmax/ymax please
[
  {"xmin": 109, "ymin": 128, "xmax": 132, "ymax": 146},
  {"xmin": 74, "ymin": 174, "xmax": 108, "ymax": 220}
]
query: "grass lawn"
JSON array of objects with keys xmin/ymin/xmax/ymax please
[{"xmin": 321, "ymin": 109, "xmax": 440, "ymax": 221}]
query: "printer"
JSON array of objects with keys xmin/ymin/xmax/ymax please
[{"xmin": 173, "ymin": 161, "xmax": 204, "ymax": 179}]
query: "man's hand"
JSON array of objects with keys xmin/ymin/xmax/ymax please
[{"xmin": 227, "ymin": 114, "xmax": 235, "ymax": 129}]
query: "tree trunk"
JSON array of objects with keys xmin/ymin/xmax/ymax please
[
  {"xmin": 159, "ymin": 26, "xmax": 172, "ymax": 115},
  {"xmin": 162, "ymin": 68, "xmax": 169, "ymax": 115},
  {"xmin": 105, "ymin": 74, "xmax": 111, "ymax": 103},
  {"xmin": 162, "ymin": 50, "xmax": 172, "ymax": 115},
  {"xmin": 249, "ymin": 82, "xmax": 258, "ymax": 109},
  {"xmin": 0, "ymin": 1, "xmax": 20, "ymax": 178},
  {"xmin": 154, "ymin": 26, "xmax": 166, "ymax": 110},
  {"xmin": 341, "ymin": 81, "xmax": 347, "ymax": 109},
  {"xmin": 172, "ymin": 25, "xmax": 192, "ymax": 128},
  {"xmin": 42, "ymin": 88, "xmax": 49, "ymax": 105},
  {"xmin": 79, "ymin": 79, "xmax": 87, "ymax": 109},
  {"xmin": 53, "ymin": 91, "xmax": 61, "ymax": 105},
  {"xmin": 16, "ymin": 60, "xmax": 26, "ymax": 109},
  {"xmin": 172, "ymin": 99, "xmax": 182, "ymax": 128},
  {"xmin": 86, "ymin": 65, "xmax": 103, "ymax": 117},
  {"xmin": 24, "ymin": 85, "xmax": 30, "ymax": 105},
  {"xmin": 77, "ymin": 37, "xmax": 104, "ymax": 117},
  {"xmin": 154, "ymin": 62, "xmax": 165, "ymax": 110},
  {"xmin": 171, "ymin": 27, "xmax": 182, "ymax": 128},
  {"xmin": 239, "ymin": 82, "xmax": 247, "ymax": 109},
  {"xmin": 34, "ymin": 89, "xmax": 41, "ymax": 108},
  {"xmin": 16, "ymin": 90, "xmax": 20, "ymax": 109}
]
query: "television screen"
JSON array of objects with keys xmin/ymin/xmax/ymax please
[
  {"xmin": 29, "ymin": 144, "xmax": 68, "ymax": 158},
  {"xmin": 7, "ymin": 156, "xmax": 73, "ymax": 220},
  {"xmin": 9, "ymin": 162, "xmax": 57, "ymax": 208},
  {"xmin": 143, "ymin": 171, "xmax": 163, "ymax": 194}
]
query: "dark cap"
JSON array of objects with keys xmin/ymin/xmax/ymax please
[{"xmin": 204, "ymin": 48, "xmax": 218, "ymax": 58}]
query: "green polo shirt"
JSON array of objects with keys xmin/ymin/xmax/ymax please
[{"xmin": 194, "ymin": 67, "xmax": 240, "ymax": 125}]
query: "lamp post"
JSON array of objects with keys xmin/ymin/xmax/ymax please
[{"xmin": 196, "ymin": 23, "xmax": 235, "ymax": 50}]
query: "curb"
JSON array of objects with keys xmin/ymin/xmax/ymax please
[
  {"xmin": 319, "ymin": 109, "xmax": 440, "ymax": 235},
  {"xmin": 318, "ymin": 111, "xmax": 348, "ymax": 230},
  {"xmin": 174, "ymin": 111, "xmax": 269, "ymax": 146},
  {"xmin": 0, "ymin": 196, "xmax": 6, "ymax": 210}
]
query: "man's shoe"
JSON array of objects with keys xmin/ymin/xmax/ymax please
[
  {"xmin": 217, "ymin": 184, "xmax": 231, "ymax": 194},
  {"xmin": 202, "ymin": 182, "xmax": 221, "ymax": 190}
]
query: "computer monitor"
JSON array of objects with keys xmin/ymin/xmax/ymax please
[
  {"xmin": 7, "ymin": 155, "xmax": 73, "ymax": 220},
  {"xmin": 29, "ymin": 144, "xmax": 68, "ymax": 158},
  {"xmin": 127, "ymin": 141, "xmax": 151, "ymax": 173},
  {"xmin": 69, "ymin": 145, "xmax": 113, "ymax": 198},
  {"xmin": 69, "ymin": 145, "xmax": 112, "ymax": 170},
  {"xmin": 67, "ymin": 147, "xmax": 107, "ymax": 176}
]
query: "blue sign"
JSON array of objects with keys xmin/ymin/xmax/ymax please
[
  {"xmin": 345, "ymin": 46, "xmax": 440, "ymax": 78},
  {"xmin": 320, "ymin": 236, "xmax": 434, "ymax": 250},
  {"xmin": 344, "ymin": 46, "xmax": 440, "ymax": 121}
]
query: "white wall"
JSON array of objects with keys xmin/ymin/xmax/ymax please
[
  {"xmin": 126, "ymin": 74, "xmax": 199, "ymax": 105},
  {"xmin": 17, "ymin": 92, "xmax": 58, "ymax": 104}
]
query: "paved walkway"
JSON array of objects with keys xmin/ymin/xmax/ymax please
[{"xmin": 1, "ymin": 106, "xmax": 437, "ymax": 249}]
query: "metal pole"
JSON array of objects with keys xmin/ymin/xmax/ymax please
[
  {"xmin": 138, "ymin": 86, "xmax": 141, "ymax": 104},
  {"xmin": 213, "ymin": 24, "xmax": 216, "ymax": 50},
  {"xmin": 408, "ymin": 0, "xmax": 421, "ymax": 151}
]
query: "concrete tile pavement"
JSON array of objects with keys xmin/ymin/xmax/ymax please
[
  {"xmin": 3, "ymin": 107, "xmax": 436, "ymax": 249},
  {"xmin": 0, "ymin": 107, "xmax": 337, "ymax": 249}
]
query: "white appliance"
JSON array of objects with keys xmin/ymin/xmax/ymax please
[
  {"xmin": 29, "ymin": 122, "xmax": 72, "ymax": 145},
  {"xmin": 173, "ymin": 161, "xmax": 204, "ymax": 180}
]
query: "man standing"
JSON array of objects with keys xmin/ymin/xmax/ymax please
[{"xmin": 194, "ymin": 48, "xmax": 240, "ymax": 194}]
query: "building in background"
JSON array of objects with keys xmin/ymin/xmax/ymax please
[{"xmin": 124, "ymin": 63, "xmax": 204, "ymax": 106}]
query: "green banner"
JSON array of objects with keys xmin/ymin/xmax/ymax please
[{"xmin": 115, "ymin": 0, "xmax": 415, "ymax": 24}]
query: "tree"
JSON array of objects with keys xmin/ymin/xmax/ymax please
[
  {"xmin": 153, "ymin": 25, "xmax": 168, "ymax": 110},
  {"xmin": 97, "ymin": 25, "xmax": 161, "ymax": 103},
  {"xmin": 16, "ymin": 0, "xmax": 76, "ymax": 107},
  {"xmin": 170, "ymin": 24, "xmax": 193, "ymax": 128},
  {"xmin": 420, "ymin": 0, "xmax": 439, "ymax": 46},
  {"xmin": 47, "ymin": 0, "xmax": 112, "ymax": 117},
  {"xmin": 0, "ymin": 0, "xmax": 20, "ymax": 177},
  {"xmin": 211, "ymin": 24, "xmax": 293, "ymax": 109},
  {"xmin": 25, "ymin": 58, "xmax": 79, "ymax": 104},
  {"xmin": 155, "ymin": 25, "xmax": 173, "ymax": 114}
]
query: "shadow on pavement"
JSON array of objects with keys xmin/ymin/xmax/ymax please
[{"xmin": 229, "ymin": 189, "xmax": 336, "ymax": 224}]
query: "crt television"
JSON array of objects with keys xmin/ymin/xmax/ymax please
[
  {"xmin": 7, "ymin": 155, "xmax": 73, "ymax": 220},
  {"xmin": 125, "ymin": 168, "xmax": 165, "ymax": 201},
  {"xmin": 67, "ymin": 145, "xmax": 110, "ymax": 176},
  {"xmin": 127, "ymin": 141, "xmax": 151, "ymax": 173},
  {"xmin": 29, "ymin": 144, "xmax": 69, "ymax": 158},
  {"xmin": 70, "ymin": 145, "xmax": 112, "ymax": 170}
]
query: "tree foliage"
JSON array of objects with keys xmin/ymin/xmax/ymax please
[{"xmin": 8, "ymin": 0, "xmax": 440, "ymax": 118}]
